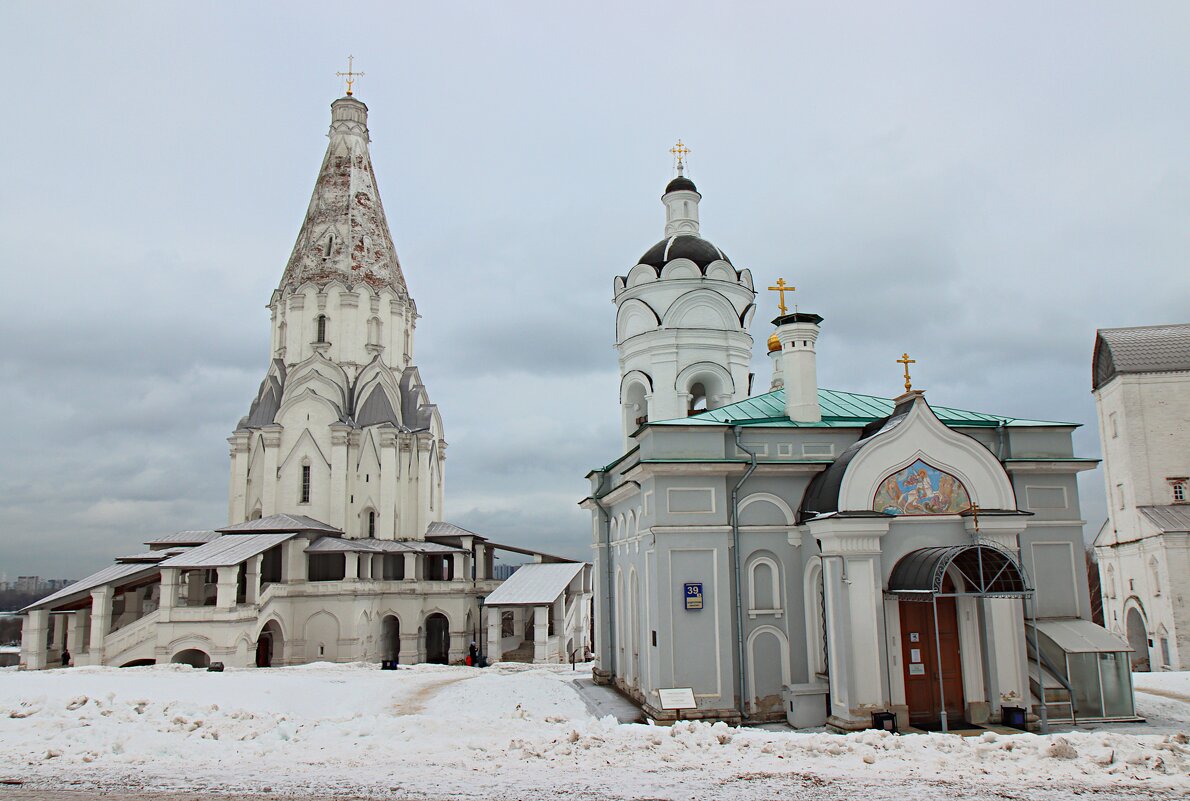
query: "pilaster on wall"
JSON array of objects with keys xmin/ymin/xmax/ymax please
[
  {"xmin": 379, "ymin": 429, "xmax": 400, "ymax": 539},
  {"xmin": 399, "ymin": 437, "xmax": 416, "ymax": 538},
  {"xmin": 329, "ymin": 424, "xmax": 351, "ymax": 531},
  {"xmin": 647, "ymin": 350, "xmax": 682, "ymax": 422},
  {"xmin": 416, "ymin": 436, "xmax": 433, "ymax": 538},
  {"xmin": 227, "ymin": 431, "xmax": 251, "ymax": 524},
  {"xmin": 261, "ymin": 427, "xmax": 283, "ymax": 516},
  {"xmin": 810, "ymin": 518, "xmax": 891, "ymax": 728}
]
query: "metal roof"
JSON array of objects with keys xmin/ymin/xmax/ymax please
[
  {"xmin": 144, "ymin": 530, "xmax": 219, "ymax": 546},
  {"xmin": 652, "ymin": 388, "xmax": 1073, "ymax": 429},
  {"xmin": 217, "ymin": 514, "xmax": 342, "ymax": 535},
  {"xmin": 483, "ymin": 562, "xmax": 585, "ymax": 606},
  {"xmin": 1139, "ymin": 505, "xmax": 1190, "ymax": 533},
  {"xmin": 22, "ymin": 563, "xmax": 159, "ymax": 612},
  {"xmin": 1029, "ymin": 618, "xmax": 1131, "ymax": 654},
  {"xmin": 887, "ymin": 544, "xmax": 1031, "ymax": 599},
  {"xmin": 426, "ymin": 521, "xmax": 487, "ymax": 541},
  {"xmin": 116, "ymin": 549, "xmax": 185, "ymax": 563},
  {"xmin": 1093, "ymin": 323, "xmax": 1190, "ymax": 390},
  {"xmin": 160, "ymin": 532, "xmax": 296, "ymax": 569},
  {"xmin": 304, "ymin": 537, "xmax": 466, "ymax": 555}
]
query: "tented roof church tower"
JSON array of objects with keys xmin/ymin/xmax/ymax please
[
  {"xmin": 18, "ymin": 86, "xmax": 592, "ymax": 673},
  {"xmin": 228, "ymin": 93, "xmax": 445, "ymax": 540}
]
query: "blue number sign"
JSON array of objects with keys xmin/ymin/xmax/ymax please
[{"xmin": 684, "ymin": 582, "xmax": 703, "ymax": 611}]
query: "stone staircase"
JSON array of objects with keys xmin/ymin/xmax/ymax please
[{"xmin": 500, "ymin": 642, "xmax": 535, "ymax": 663}]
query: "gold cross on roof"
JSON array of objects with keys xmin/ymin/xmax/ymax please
[
  {"xmin": 337, "ymin": 55, "xmax": 365, "ymax": 96},
  {"xmin": 897, "ymin": 352, "xmax": 917, "ymax": 392},
  {"xmin": 767, "ymin": 278, "xmax": 795, "ymax": 315},
  {"xmin": 670, "ymin": 140, "xmax": 690, "ymax": 171}
]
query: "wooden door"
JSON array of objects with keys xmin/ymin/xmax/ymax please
[{"xmin": 899, "ymin": 583, "xmax": 965, "ymax": 725}]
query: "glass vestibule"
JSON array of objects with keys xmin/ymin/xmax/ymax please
[{"xmin": 1027, "ymin": 619, "xmax": 1137, "ymax": 721}]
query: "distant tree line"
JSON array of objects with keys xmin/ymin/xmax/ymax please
[
  {"xmin": 0, "ymin": 590, "xmax": 42, "ymax": 646},
  {"xmin": 0, "ymin": 589, "xmax": 43, "ymax": 613}
]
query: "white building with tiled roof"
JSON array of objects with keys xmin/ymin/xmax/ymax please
[
  {"xmin": 1092, "ymin": 323, "xmax": 1190, "ymax": 671},
  {"xmin": 19, "ymin": 92, "xmax": 590, "ymax": 673}
]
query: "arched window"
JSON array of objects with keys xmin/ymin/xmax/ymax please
[
  {"xmin": 367, "ymin": 510, "xmax": 376, "ymax": 538},
  {"xmin": 316, "ymin": 315, "xmax": 328, "ymax": 344},
  {"xmin": 1149, "ymin": 557, "xmax": 1161, "ymax": 595},
  {"xmin": 300, "ymin": 463, "xmax": 311, "ymax": 504},
  {"xmin": 1105, "ymin": 564, "xmax": 1117, "ymax": 599},
  {"xmin": 367, "ymin": 317, "xmax": 382, "ymax": 346},
  {"xmin": 277, "ymin": 321, "xmax": 287, "ymax": 354}
]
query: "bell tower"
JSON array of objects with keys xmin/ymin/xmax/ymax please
[{"xmin": 612, "ymin": 149, "xmax": 757, "ymax": 449}]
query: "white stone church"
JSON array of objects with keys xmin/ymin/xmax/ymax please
[
  {"xmin": 20, "ymin": 92, "xmax": 591, "ymax": 672},
  {"xmin": 583, "ymin": 165, "xmax": 1135, "ymax": 731}
]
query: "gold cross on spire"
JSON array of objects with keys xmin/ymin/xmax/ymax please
[
  {"xmin": 767, "ymin": 278, "xmax": 795, "ymax": 315},
  {"xmin": 897, "ymin": 352, "xmax": 917, "ymax": 392},
  {"xmin": 670, "ymin": 140, "xmax": 690, "ymax": 174},
  {"xmin": 337, "ymin": 55, "xmax": 364, "ymax": 96}
]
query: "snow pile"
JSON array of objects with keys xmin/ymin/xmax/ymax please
[{"xmin": 0, "ymin": 664, "xmax": 1187, "ymax": 800}]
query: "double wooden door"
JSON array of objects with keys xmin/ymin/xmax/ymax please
[{"xmin": 899, "ymin": 583, "xmax": 965, "ymax": 726}]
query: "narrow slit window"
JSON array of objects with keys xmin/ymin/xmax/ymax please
[
  {"xmin": 368, "ymin": 510, "xmax": 376, "ymax": 538},
  {"xmin": 316, "ymin": 315, "xmax": 328, "ymax": 343},
  {"xmin": 324, "ymin": 235, "xmax": 333, "ymax": 257},
  {"xmin": 300, "ymin": 464, "xmax": 311, "ymax": 504}
]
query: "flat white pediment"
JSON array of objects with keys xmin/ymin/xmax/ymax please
[{"xmin": 838, "ymin": 397, "xmax": 1017, "ymax": 513}]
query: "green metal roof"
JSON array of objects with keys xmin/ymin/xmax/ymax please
[{"xmin": 652, "ymin": 388, "xmax": 1077, "ymax": 429}]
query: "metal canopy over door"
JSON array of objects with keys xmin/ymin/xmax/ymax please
[
  {"xmin": 887, "ymin": 543, "xmax": 1036, "ymax": 732},
  {"xmin": 899, "ymin": 574, "xmax": 965, "ymax": 726}
]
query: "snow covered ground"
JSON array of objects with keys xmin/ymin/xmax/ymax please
[{"xmin": 0, "ymin": 663, "xmax": 1186, "ymax": 800}]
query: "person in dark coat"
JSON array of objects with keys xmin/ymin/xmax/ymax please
[
  {"xmin": 60, "ymin": 649, "xmax": 71, "ymax": 667},
  {"xmin": 468, "ymin": 641, "xmax": 479, "ymax": 667}
]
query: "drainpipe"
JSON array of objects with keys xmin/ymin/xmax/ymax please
[
  {"xmin": 591, "ymin": 476, "xmax": 617, "ymax": 678},
  {"xmin": 731, "ymin": 427, "xmax": 759, "ymax": 721}
]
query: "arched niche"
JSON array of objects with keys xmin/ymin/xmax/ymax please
[
  {"xmin": 662, "ymin": 289, "xmax": 739, "ymax": 330},
  {"xmin": 616, "ymin": 298, "xmax": 661, "ymax": 341}
]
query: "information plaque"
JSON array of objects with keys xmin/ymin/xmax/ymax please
[{"xmin": 657, "ymin": 687, "xmax": 697, "ymax": 710}]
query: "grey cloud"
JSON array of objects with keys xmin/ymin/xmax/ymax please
[{"xmin": 1, "ymin": 2, "xmax": 1187, "ymax": 578}]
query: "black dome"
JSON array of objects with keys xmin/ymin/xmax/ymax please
[
  {"xmin": 638, "ymin": 235, "xmax": 731, "ymax": 269},
  {"xmin": 664, "ymin": 175, "xmax": 698, "ymax": 194}
]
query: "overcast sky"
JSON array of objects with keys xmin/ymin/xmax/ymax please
[{"xmin": 1, "ymin": 2, "xmax": 1187, "ymax": 580}]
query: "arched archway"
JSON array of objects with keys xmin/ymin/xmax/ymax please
[
  {"xmin": 1125, "ymin": 605, "xmax": 1150, "ymax": 672},
  {"xmin": 256, "ymin": 619, "xmax": 284, "ymax": 668},
  {"xmin": 171, "ymin": 649, "xmax": 210, "ymax": 668},
  {"xmin": 425, "ymin": 613, "xmax": 450, "ymax": 664},
  {"xmin": 380, "ymin": 615, "xmax": 400, "ymax": 662}
]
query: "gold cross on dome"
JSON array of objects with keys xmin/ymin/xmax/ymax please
[
  {"xmin": 767, "ymin": 278, "xmax": 795, "ymax": 315},
  {"xmin": 897, "ymin": 352, "xmax": 917, "ymax": 392},
  {"xmin": 670, "ymin": 140, "xmax": 690, "ymax": 170},
  {"xmin": 337, "ymin": 55, "xmax": 365, "ymax": 96}
]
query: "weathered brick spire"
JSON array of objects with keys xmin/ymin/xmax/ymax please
[{"xmin": 279, "ymin": 95, "xmax": 408, "ymax": 295}]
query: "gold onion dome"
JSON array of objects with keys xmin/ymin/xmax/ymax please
[{"xmin": 767, "ymin": 332, "xmax": 781, "ymax": 353}]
